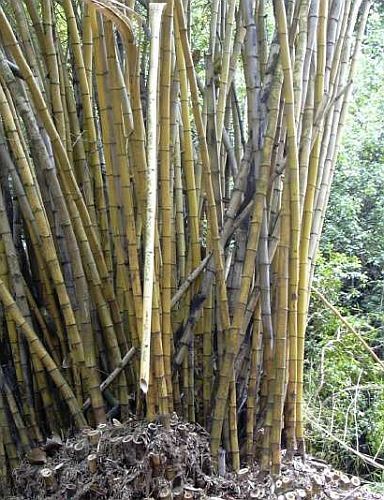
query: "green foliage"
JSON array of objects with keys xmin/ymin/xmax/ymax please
[
  {"xmin": 190, "ymin": 0, "xmax": 211, "ymax": 64},
  {"xmin": 306, "ymin": 252, "xmax": 384, "ymax": 480},
  {"xmin": 306, "ymin": 6, "xmax": 384, "ymax": 480},
  {"xmin": 322, "ymin": 5, "xmax": 384, "ymax": 317}
]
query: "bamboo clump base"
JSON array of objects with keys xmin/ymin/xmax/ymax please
[{"xmin": 11, "ymin": 418, "xmax": 381, "ymax": 499}]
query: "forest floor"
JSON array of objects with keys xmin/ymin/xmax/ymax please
[{"xmin": 4, "ymin": 417, "xmax": 383, "ymax": 500}]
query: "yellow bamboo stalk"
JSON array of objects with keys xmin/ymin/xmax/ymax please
[
  {"xmin": 270, "ymin": 178, "xmax": 290, "ymax": 475},
  {"xmin": 140, "ymin": 2, "xmax": 167, "ymax": 393},
  {"xmin": 160, "ymin": 0, "xmax": 175, "ymax": 408},
  {"xmin": 0, "ymin": 279, "xmax": 86, "ymax": 428},
  {"xmin": 246, "ymin": 303, "xmax": 262, "ymax": 463},
  {"xmin": 214, "ymin": 0, "xmax": 237, "ymax": 208},
  {"xmin": 209, "ymin": 65, "xmax": 283, "ymax": 464},
  {"xmin": 61, "ymin": 0, "xmax": 109, "ymax": 258},
  {"xmin": 1, "ymin": 372, "xmax": 30, "ymax": 454},
  {"xmin": 151, "ymin": 279, "xmax": 169, "ymax": 417},
  {"xmin": 174, "ymin": 16, "xmax": 200, "ymax": 268},
  {"xmin": 0, "ymin": 392, "xmax": 18, "ymax": 469},
  {"xmin": 42, "ymin": 0, "xmax": 66, "ymax": 141},
  {"xmin": 228, "ymin": 375, "xmax": 239, "ymax": 470},
  {"xmin": 0, "ymin": 77, "xmax": 84, "ymax": 367},
  {"xmin": 82, "ymin": 4, "xmax": 94, "ymax": 95},
  {"xmin": 274, "ymin": 0, "xmax": 302, "ymax": 456},
  {"xmin": 1, "ymin": 11, "xmax": 128, "ymax": 366}
]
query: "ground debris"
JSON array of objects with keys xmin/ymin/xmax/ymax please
[{"xmin": 7, "ymin": 417, "xmax": 382, "ymax": 499}]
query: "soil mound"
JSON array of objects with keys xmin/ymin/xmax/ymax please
[{"xmin": 6, "ymin": 417, "xmax": 382, "ymax": 499}]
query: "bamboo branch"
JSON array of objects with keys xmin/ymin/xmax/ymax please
[
  {"xmin": 312, "ymin": 287, "xmax": 384, "ymax": 372},
  {"xmin": 83, "ymin": 348, "xmax": 136, "ymax": 411}
]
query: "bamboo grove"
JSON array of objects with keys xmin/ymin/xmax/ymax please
[{"xmin": 0, "ymin": 0, "xmax": 370, "ymax": 481}]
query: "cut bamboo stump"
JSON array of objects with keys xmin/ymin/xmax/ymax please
[
  {"xmin": 133, "ymin": 436, "xmax": 146, "ymax": 460},
  {"xmin": 339, "ymin": 474, "xmax": 351, "ymax": 490},
  {"xmin": 248, "ymin": 488, "xmax": 265, "ymax": 499},
  {"xmin": 276, "ymin": 479, "xmax": 283, "ymax": 492},
  {"xmin": 286, "ymin": 493, "xmax": 296, "ymax": 500},
  {"xmin": 351, "ymin": 476, "xmax": 361, "ymax": 487},
  {"xmin": 327, "ymin": 491, "xmax": 340, "ymax": 499},
  {"xmin": 177, "ymin": 424, "xmax": 187, "ymax": 438},
  {"xmin": 278, "ymin": 492, "xmax": 296, "ymax": 500},
  {"xmin": 74, "ymin": 440, "xmax": 88, "ymax": 461},
  {"xmin": 148, "ymin": 422, "xmax": 158, "ymax": 433},
  {"xmin": 159, "ymin": 486, "xmax": 173, "ymax": 499},
  {"xmin": 237, "ymin": 467, "xmax": 249, "ymax": 480},
  {"xmin": 312, "ymin": 473, "xmax": 324, "ymax": 494},
  {"xmin": 40, "ymin": 468, "xmax": 56, "ymax": 491},
  {"xmin": 172, "ymin": 487, "xmax": 183, "ymax": 500},
  {"xmin": 165, "ymin": 464, "xmax": 178, "ymax": 481},
  {"xmin": 87, "ymin": 453, "xmax": 98, "ymax": 473},
  {"xmin": 275, "ymin": 476, "xmax": 292, "ymax": 493},
  {"xmin": 324, "ymin": 469, "xmax": 334, "ymax": 483},
  {"xmin": 109, "ymin": 436, "xmax": 123, "ymax": 459},
  {"xmin": 296, "ymin": 489, "xmax": 307, "ymax": 498},
  {"xmin": 305, "ymin": 484, "xmax": 313, "ymax": 497},
  {"xmin": 149, "ymin": 452, "xmax": 162, "ymax": 476},
  {"xmin": 65, "ymin": 483, "xmax": 77, "ymax": 498},
  {"xmin": 123, "ymin": 435, "xmax": 136, "ymax": 465},
  {"xmin": 333, "ymin": 470, "xmax": 342, "ymax": 480},
  {"xmin": 87, "ymin": 430, "xmax": 101, "ymax": 447}
]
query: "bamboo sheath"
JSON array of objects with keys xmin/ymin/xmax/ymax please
[{"xmin": 0, "ymin": 0, "xmax": 371, "ymax": 480}]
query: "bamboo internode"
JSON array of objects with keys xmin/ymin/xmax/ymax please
[{"xmin": 0, "ymin": 0, "xmax": 370, "ymax": 481}]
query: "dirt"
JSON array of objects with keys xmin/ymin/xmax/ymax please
[{"xmin": 3, "ymin": 416, "xmax": 382, "ymax": 499}]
